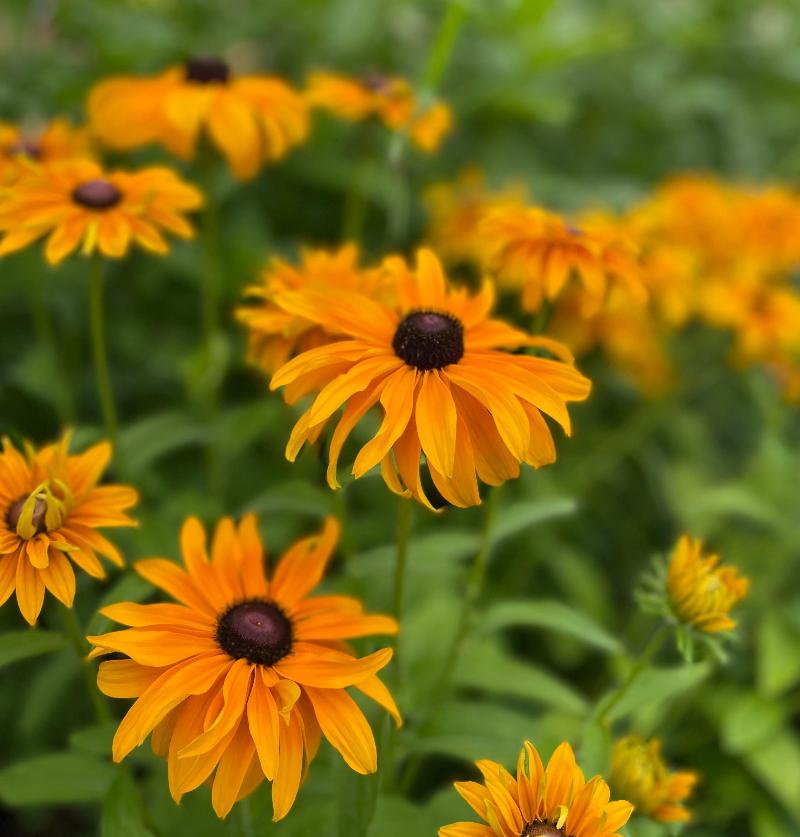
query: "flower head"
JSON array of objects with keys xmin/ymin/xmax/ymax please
[
  {"xmin": 0, "ymin": 158, "xmax": 202, "ymax": 264},
  {"xmin": 611, "ymin": 736, "xmax": 698, "ymax": 823},
  {"xmin": 237, "ymin": 244, "xmax": 394, "ymax": 374},
  {"xmin": 88, "ymin": 59, "xmax": 309, "ymax": 180},
  {"xmin": 0, "ymin": 433, "xmax": 137, "ymax": 624},
  {"xmin": 439, "ymin": 740, "xmax": 633, "ymax": 837},
  {"xmin": 666, "ymin": 535, "xmax": 749, "ymax": 633},
  {"xmin": 269, "ymin": 248, "xmax": 591, "ymax": 509},
  {"xmin": 307, "ymin": 71, "xmax": 452, "ymax": 152},
  {"xmin": 479, "ymin": 205, "xmax": 646, "ymax": 314},
  {"xmin": 0, "ymin": 118, "xmax": 92, "ymax": 182},
  {"xmin": 87, "ymin": 515, "xmax": 399, "ymax": 821}
]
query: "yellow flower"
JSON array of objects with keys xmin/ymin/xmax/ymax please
[
  {"xmin": 0, "ymin": 432, "xmax": 137, "ymax": 625},
  {"xmin": 236, "ymin": 244, "xmax": 394, "ymax": 374},
  {"xmin": 307, "ymin": 71, "xmax": 452, "ymax": 152},
  {"xmin": 88, "ymin": 515, "xmax": 399, "ymax": 821},
  {"xmin": 0, "ymin": 158, "xmax": 202, "ymax": 264},
  {"xmin": 0, "ymin": 118, "xmax": 92, "ymax": 182},
  {"xmin": 611, "ymin": 735, "xmax": 698, "ymax": 824},
  {"xmin": 439, "ymin": 740, "xmax": 633, "ymax": 837},
  {"xmin": 424, "ymin": 167, "xmax": 527, "ymax": 266},
  {"xmin": 666, "ymin": 535, "xmax": 749, "ymax": 633},
  {"xmin": 480, "ymin": 205, "xmax": 646, "ymax": 314},
  {"xmin": 269, "ymin": 248, "xmax": 590, "ymax": 509},
  {"xmin": 88, "ymin": 58, "xmax": 309, "ymax": 180}
]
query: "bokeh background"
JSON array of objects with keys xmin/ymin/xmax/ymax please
[{"xmin": 0, "ymin": 1, "xmax": 799, "ymax": 836}]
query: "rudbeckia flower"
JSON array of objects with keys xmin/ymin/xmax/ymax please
[
  {"xmin": 611, "ymin": 735, "xmax": 698, "ymax": 823},
  {"xmin": 0, "ymin": 158, "xmax": 202, "ymax": 264},
  {"xmin": 88, "ymin": 57, "xmax": 309, "ymax": 180},
  {"xmin": 480, "ymin": 205, "xmax": 646, "ymax": 314},
  {"xmin": 270, "ymin": 248, "xmax": 591, "ymax": 509},
  {"xmin": 87, "ymin": 515, "xmax": 399, "ymax": 821},
  {"xmin": 666, "ymin": 535, "xmax": 749, "ymax": 633},
  {"xmin": 439, "ymin": 740, "xmax": 633, "ymax": 837},
  {"xmin": 0, "ymin": 433, "xmax": 136, "ymax": 625},
  {"xmin": 236, "ymin": 244, "xmax": 394, "ymax": 374},
  {"xmin": 307, "ymin": 71, "xmax": 452, "ymax": 152},
  {"xmin": 0, "ymin": 118, "xmax": 92, "ymax": 182}
]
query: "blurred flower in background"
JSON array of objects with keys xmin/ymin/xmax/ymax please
[{"xmin": 0, "ymin": 118, "xmax": 93, "ymax": 183}]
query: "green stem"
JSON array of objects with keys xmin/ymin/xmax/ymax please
[
  {"xmin": 236, "ymin": 797, "xmax": 255, "ymax": 837},
  {"xmin": 30, "ymin": 270, "xmax": 75, "ymax": 424},
  {"xmin": 421, "ymin": 0, "xmax": 467, "ymax": 93},
  {"xmin": 400, "ymin": 488, "xmax": 498, "ymax": 793},
  {"xmin": 89, "ymin": 259, "xmax": 118, "ymax": 442},
  {"xmin": 596, "ymin": 624, "xmax": 669, "ymax": 725},
  {"xmin": 393, "ymin": 499, "xmax": 413, "ymax": 621},
  {"xmin": 59, "ymin": 605, "xmax": 111, "ymax": 725}
]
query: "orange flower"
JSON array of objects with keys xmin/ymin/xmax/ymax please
[
  {"xmin": 88, "ymin": 515, "xmax": 399, "ymax": 820},
  {"xmin": 88, "ymin": 57, "xmax": 309, "ymax": 180},
  {"xmin": 0, "ymin": 432, "xmax": 136, "ymax": 624},
  {"xmin": 440, "ymin": 740, "xmax": 633, "ymax": 837},
  {"xmin": 270, "ymin": 249, "xmax": 590, "ymax": 509},
  {"xmin": 666, "ymin": 535, "xmax": 749, "ymax": 633},
  {"xmin": 0, "ymin": 118, "xmax": 92, "ymax": 182},
  {"xmin": 307, "ymin": 71, "xmax": 452, "ymax": 152},
  {"xmin": 0, "ymin": 158, "xmax": 202, "ymax": 264},
  {"xmin": 480, "ymin": 204, "xmax": 646, "ymax": 314},
  {"xmin": 611, "ymin": 736, "xmax": 698, "ymax": 823},
  {"xmin": 236, "ymin": 244, "xmax": 394, "ymax": 374}
]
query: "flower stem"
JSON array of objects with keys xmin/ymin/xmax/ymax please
[
  {"xmin": 88, "ymin": 259, "xmax": 118, "ymax": 443},
  {"xmin": 421, "ymin": 0, "xmax": 467, "ymax": 93},
  {"xmin": 596, "ymin": 623, "xmax": 669, "ymax": 725},
  {"xmin": 393, "ymin": 499, "xmax": 413, "ymax": 621},
  {"xmin": 58, "ymin": 604, "xmax": 112, "ymax": 726},
  {"xmin": 236, "ymin": 797, "xmax": 255, "ymax": 837}
]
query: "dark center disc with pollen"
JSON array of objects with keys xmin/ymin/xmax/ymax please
[
  {"xmin": 521, "ymin": 824, "xmax": 565, "ymax": 837},
  {"xmin": 216, "ymin": 599, "xmax": 293, "ymax": 666},
  {"xmin": 392, "ymin": 309, "xmax": 464, "ymax": 371},
  {"xmin": 5, "ymin": 496, "xmax": 47, "ymax": 534},
  {"xmin": 185, "ymin": 56, "xmax": 230, "ymax": 84},
  {"xmin": 72, "ymin": 179, "xmax": 122, "ymax": 210}
]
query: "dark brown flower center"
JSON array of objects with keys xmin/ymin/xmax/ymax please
[
  {"xmin": 521, "ymin": 824, "xmax": 565, "ymax": 837},
  {"xmin": 5, "ymin": 495, "xmax": 47, "ymax": 534},
  {"xmin": 363, "ymin": 73, "xmax": 392, "ymax": 93},
  {"xmin": 9, "ymin": 138, "xmax": 42, "ymax": 159},
  {"xmin": 72, "ymin": 179, "xmax": 122, "ymax": 210},
  {"xmin": 185, "ymin": 56, "xmax": 230, "ymax": 84},
  {"xmin": 392, "ymin": 310, "xmax": 464, "ymax": 370},
  {"xmin": 216, "ymin": 599, "xmax": 293, "ymax": 666}
]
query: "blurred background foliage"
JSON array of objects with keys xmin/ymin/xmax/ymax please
[{"xmin": 0, "ymin": 1, "xmax": 799, "ymax": 836}]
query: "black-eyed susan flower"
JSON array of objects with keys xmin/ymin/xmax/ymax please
[
  {"xmin": 307, "ymin": 71, "xmax": 452, "ymax": 152},
  {"xmin": 439, "ymin": 740, "xmax": 633, "ymax": 837},
  {"xmin": 88, "ymin": 58, "xmax": 309, "ymax": 180},
  {"xmin": 479, "ymin": 205, "xmax": 646, "ymax": 314},
  {"xmin": 666, "ymin": 535, "xmax": 749, "ymax": 633},
  {"xmin": 0, "ymin": 433, "xmax": 136, "ymax": 625},
  {"xmin": 0, "ymin": 118, "xmax": 92, "ymax": 182},
  {"xmin": 611, "ymin": 735, "xmax": 698, "ymax": 824},
  {"xmin": 269, "ymin": 248, "xmax": 591, "ymax": 509},
  {"xmin": 424, "ymin": 167, "xmax": 526, "ymax": 266},
  {"xmin": 236, "ymin": 244, "xmax": 395, "ymax": 374},
  {"xmin": 87, "ymin": 515, "xmax": 399, "ymax": 821},
  {"xmin": 0, "ymin": 158, "xmax": 202, "ymax": 264}
]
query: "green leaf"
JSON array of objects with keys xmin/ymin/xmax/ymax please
[
  {"xmin": 578, "ymin": 721, "xmax": 611, "ymax": 778},
  {"xmin": 490, "ymin": 497, "xmax": 577, "ymax": 547},
  {"xmin": 87, "ymin": 572, "xmax": 153, "ymax": 635},
  {"xmin": 69, "ymin": 723, "xmax": 118, "ymax": 757},
  {"xmin": 720, "ymin": 691, "xmax": 785, "ymax": 755},
  {"xmin": 101, "ymin": 770, "xmax": 156, "ymax": 837},
  {"xmin": 757, "ymin": 611, "xmax": 800, "ymax": 697},
  {"xmin": 0, "ymin": 630, "xmax": 65, "ymax": 670},
  {"xmin": 117, "ymin": 410, "xmax": 207, "ymax": 475},
  {"xmin": 0, "ymin": 752, "xmax": 115, "ymax": 806},
  {"xmin": 478, "ymin": 599, "xmax": 623, "ymax": 655},
  {"xmin": 747, "ymin": 729, "xmax": 800, "ymax": 818},
  {"xmin": 606, "ymin": 663, "xmax": 711, "ymax": 721},
  {"xmin": 336, "ymin": 758, "xmax": 380, "ymax": 837},
  {"xmin": 456, "ymin": 638, "xmax": 587, "ymax": 714}
]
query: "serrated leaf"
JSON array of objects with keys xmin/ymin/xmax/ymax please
[
  {"xmin": 456, "ymin": 638, "xmax": 587, "ymax": 714},
  {"xmin": 101, "ymin": 770, "xmax": 156, "ymax": 837},
  {"xmin": 0, "ymin": 630, "xmax": 65, "ymax": 670},
  {"xmin": 478, "ymin": 599, "xmax": 622, "ymax": 655},
  {"xmin": 0, "ymin": 752, "xmax": 115, "ymax": 805}
]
